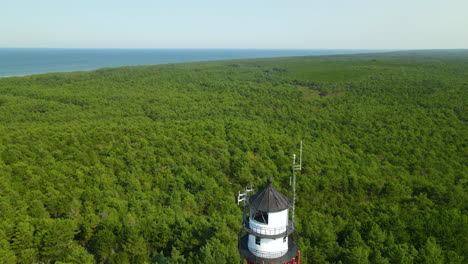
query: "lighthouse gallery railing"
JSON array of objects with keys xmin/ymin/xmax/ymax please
[
  {"xmin": 247, "ymin": 246, "xmax": 289, "ymax": 259},
  {"xmin": 244, "ymin": 217, "xmax": 294, "ymax": 237}
]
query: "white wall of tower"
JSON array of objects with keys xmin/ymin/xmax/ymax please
[
  {"xmin": 268, "ymin": 209, "xmax": 288, "ymax": 229},
  {"xmin": 248, "ymin": 234, "xmax": 288, "ymax": 259}
]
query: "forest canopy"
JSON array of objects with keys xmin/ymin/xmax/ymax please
[{"xmin": 0, "ymin": 50, "xmax": 467, "ymax": 263}]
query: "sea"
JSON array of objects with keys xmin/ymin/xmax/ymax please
[{"xmin": 0, "ymin": 48, "xmax": 388, "ymax": 77}]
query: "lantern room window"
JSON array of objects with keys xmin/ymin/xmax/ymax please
[{"xmin": 252, "ymin": 209, "xmax": 268, "ymax": 224}]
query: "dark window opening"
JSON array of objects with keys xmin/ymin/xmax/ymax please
[
  {"xmin": 283, "ymin": 236, "xmax": 287, "ymax": 243},
  {"xmin": 253, "ymin": 210, "xmax": 268, "ymax": 224},
  {"xmin": 255, "ymin": 236, "xmax": 261, "ymax": 245}
]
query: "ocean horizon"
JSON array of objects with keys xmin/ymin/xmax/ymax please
[{"xmin": 0, "ymin": 48, "xmax": 392, "ymax": 77}]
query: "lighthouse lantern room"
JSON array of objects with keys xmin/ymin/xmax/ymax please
[{"xmin": 238, "ymin": 178, "xmax": 300, "ymax": 264}]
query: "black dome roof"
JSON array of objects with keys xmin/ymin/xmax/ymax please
[{"xmin": 248, "ymin": 178, "xmax": 291, "ymax": 212}]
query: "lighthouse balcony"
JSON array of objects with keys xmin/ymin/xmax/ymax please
[{"xmin": 243, "ymin": 217, "xmax": 294, "ymax": 238}]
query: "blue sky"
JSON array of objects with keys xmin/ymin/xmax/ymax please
[{"xmin": 1, "ymin": 0, "xmax": 467, "ymax": 49}]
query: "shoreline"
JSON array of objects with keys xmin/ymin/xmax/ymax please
[
  {"xmin": 0, "ymin": 49, "xmax": 398, "ymax": 79},
  {"xmin": 0, "ymin": 74, "xmax": 29, "ymax": 78}
]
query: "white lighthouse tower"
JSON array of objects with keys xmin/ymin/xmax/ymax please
[{"xmin": 238, "ymin": 178, "xmax": 300, "ymax": 264}]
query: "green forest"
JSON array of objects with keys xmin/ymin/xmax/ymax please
[{"xmin": 0, "ymin": 50, "xmax": 466, "ymax": 264}]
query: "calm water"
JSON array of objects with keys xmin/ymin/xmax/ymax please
[{"xmin": 0, "ymin": 48, "xmax": 386, "ymax": 77}]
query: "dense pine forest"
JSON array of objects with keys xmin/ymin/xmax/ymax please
[{"xmin": 0, "ymin": 50, "xmax": 467, "ymax": 264}]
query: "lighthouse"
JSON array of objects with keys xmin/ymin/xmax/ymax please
[{"xmin": 238, "ymin": 178, "xmax": 300, "ymax": 264}]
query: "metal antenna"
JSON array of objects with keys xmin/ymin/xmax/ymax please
[
  {"xmin": 292, "ymin": 141, "xmax": 302, "ymax": 226},
  {"xmin": 237, "ymin": 185, "xmax": 254, "ymax": 226},
  {"xmin": 300, "ymin": 140, "xmax": 303, "ymax": 169},
  {"xmin": 237, "ymin": 185, "xmax": 254, "ymax": 205},
  {"xmin": 237, "ymin": 191, "xmax": 246, "ymax": 206}
]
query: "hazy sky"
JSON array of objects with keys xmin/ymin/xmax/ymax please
[{"xmin": 1, "ymin": 0, "xmax": 467, "ymax": 49}]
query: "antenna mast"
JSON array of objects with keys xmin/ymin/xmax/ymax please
[
  {"xmin": 237, "ymin": 185, "xmax": 254, "ymax": 224},
  {"xmin": 292, "ymin": 141, "xmax": 302, "ymax": 226}
]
